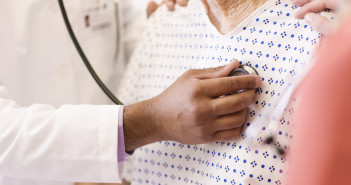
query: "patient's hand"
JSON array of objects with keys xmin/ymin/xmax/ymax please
[
  {"xmin": 147, "ymin": 0, "xmax": 189, "ymax": 18},
  {"xmin": 123, "ymin": 60, "xmax": 262, "ymax": 151},
  {"xmin": 294, "ymin": 0, "xmax": 351, "ymax": 35},
  {"xmin": 293, "ymin": 0, "xmax": 340, "ymax": 35}
]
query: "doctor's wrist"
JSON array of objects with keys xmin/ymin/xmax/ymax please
[{"xmin": 123, "ymin": 99, "xmax": 164, "ymax": 152}]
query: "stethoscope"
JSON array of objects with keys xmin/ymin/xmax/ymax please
[{"xmin": 58, "ymin": 0, "xmax": 286, "ymax": 155}]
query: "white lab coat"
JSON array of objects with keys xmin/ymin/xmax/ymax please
[{"xmin": 0, "ymin": 0, "xmax": 135, "ymax": 184}]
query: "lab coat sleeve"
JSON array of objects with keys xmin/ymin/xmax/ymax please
[{"xmin": 0, "ymin": 86, "xmax": 122, "ymax": 183}]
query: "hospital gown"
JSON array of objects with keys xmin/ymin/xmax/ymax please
[{"xmin": 117, "ymin": 0, "xmax": 333, "ymax": 184}]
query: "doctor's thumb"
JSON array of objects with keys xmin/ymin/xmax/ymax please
[{"xmin": 195, "ymin": 59, "xmax": 240, "ymax": 79}]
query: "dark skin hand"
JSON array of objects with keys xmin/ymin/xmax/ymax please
[{"xmin": 123, "ymin": 60, "xmax": 262, "ymax": 152}]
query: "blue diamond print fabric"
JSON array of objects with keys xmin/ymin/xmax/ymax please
[{"xmin": 116, "ymin": 0, "xmax": 334, "ymax": 184}]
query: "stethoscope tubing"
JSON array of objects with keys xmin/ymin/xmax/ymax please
[{"xmin": 58, "ymin": 0, "xmax": 124, "ymax": 105}]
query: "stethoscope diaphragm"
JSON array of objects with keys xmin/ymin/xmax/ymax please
[
  {"xmin": 228, "ymin": 65, "xmax": 259, "ymax": 94},
  {"xmin": 229, "ymin": 65, "xmax": 258, "ymax": 76}
]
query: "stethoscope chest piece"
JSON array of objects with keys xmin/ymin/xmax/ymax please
[
  {"xmin": 229, "ymin": 65, "xmax": 258, "ymax": 76},
  {"xmin": 228, "ymin": 65, "xmax": 259, "ymax": 94}
]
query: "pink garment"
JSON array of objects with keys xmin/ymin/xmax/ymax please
[{"xmin": 288, "ymin": 18, "xmax": 351, "ymax": 184}]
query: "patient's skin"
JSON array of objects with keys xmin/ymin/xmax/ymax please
[{"xmin": 202, "ymin": 0, "xmax": 268, "ymax": 34}]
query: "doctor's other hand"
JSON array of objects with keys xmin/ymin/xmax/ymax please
[
  {"xmin": 147, "ymin": 0, "xmax": 189, "ymax": 18},
  {"xmin": 293, "ymin": 0, "xmax": 341, "ymax": 35},
  {"xmin": 123, "ymin": 60, "xmax": 262, "ymax": 152}
]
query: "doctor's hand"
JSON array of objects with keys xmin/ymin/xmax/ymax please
[
  {"xmin": 147, "ymin": 0, "xmax": 189, "ymax": 18},
  {"xmin": 123, "ymin": 60, "xmax": 262, "ymax": 152}
]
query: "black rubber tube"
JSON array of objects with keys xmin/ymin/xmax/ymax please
[{"xmin": 58, "ymin": 0, "xmax": 124, "ymax": 105}]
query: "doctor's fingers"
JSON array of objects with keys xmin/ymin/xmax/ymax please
[
  {"xmin": 211, "ymin": 89, "xmax": 256, "ymax": 116},
  {"xmin": 211, "ymin": 127, "xmax": 242, "ymax": 141},
  {"xmin": 200, "ymin": 75, "xmax": 261, "ymax": 97},
  {"xmin": 188, "ymin": 60, "xmax": 239, "ymax": 79},
  {"xmin": 211, "ymin": 109, "xmax": 248, "ymax": 131}
]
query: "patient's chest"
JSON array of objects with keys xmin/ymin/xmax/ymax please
[{"xmin": 117, "ymin": 0, "xmax": 330, "ymax": 184}]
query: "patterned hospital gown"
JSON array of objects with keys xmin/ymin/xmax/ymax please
[{"xmin": 117, "ymin": 0, "xmax": 332, "ymax": 184}]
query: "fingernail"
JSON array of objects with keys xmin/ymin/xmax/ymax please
[
  {"xmin": 256, "ymin": 77, "xmax": 262, "ymax": 86},
  {"xmin": 304, "ymin": 13, "xmax": 313, "ymax": 23},
  {"xmin": 232, "ymin": 59, "xmax": 239, "ymax": 63}
]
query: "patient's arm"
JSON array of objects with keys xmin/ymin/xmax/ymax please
[{"xmin": 289, "ymin": 15, "xmax": 351, "ymax": 185}]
